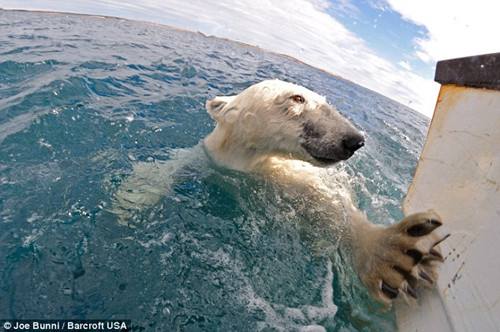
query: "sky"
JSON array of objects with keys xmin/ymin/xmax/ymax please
[{"xmin": 1, "ymin": 0, "xmax": 499, "ymax": 117}]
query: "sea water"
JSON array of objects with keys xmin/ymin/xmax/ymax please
[{"xmin": 0, "ymin": 10, "xmax": 429, "ymax": 331}]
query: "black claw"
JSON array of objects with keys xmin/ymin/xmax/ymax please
[
  {"xmin": 393, "ymin": 265, "xmax": 412, "ymax": 278},
  {"xmin": 433, "ymin": 233, "xmax": 451, "ymax": 247},
  {"xmin": 429, "ymin": 248, "xmax": 444, "ymax": 261},
  {"xmin": 419, "ymin": 270, "xmax": 434, "ymax": 284},
  {"xmin": 406, "ymin": 284, "xmax": 418, "ymax": 299},
  {"xmin": 406, "ymin": 249, "xmax": 423, "ymax": 264},
  {"xmin": 381, "ymin": 282, "xmax": 399, "ymax": 299},
  {"xmin": 406, "ymin": 219, "xmax": 442, "ymax": 237},
  {"xmin": 430, "ymin": 218, "xmax": 442, "ymax": 227},
  {"xmin": 393, "ymin": 266, "xmax": 418, "ymax": 288}
]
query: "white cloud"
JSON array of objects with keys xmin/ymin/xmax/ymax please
[
  {"xmin": 329, "ymin": 0, "xmax": 361, "ymax": 18},
  {"xmin": 398, "ymin": 60, "xmax": 412, "ymax": 71},
  {"xmin": 1, "ymin": 0, "xmax": 439, "ymax": 116},
  {"xmin": 386, "ymin": 0, "xmax": 500, "ymax": 62}
]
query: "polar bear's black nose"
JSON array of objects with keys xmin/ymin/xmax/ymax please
[{"xmin": 342, "ymin": 135, "xmax": 365, "ymax": 153}]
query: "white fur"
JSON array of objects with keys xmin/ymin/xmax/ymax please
[
  {"xmin": 205, "ymin": 80, "xmax": 328, "ymax": 171},
  {"xmin": 204, "ymin": 80, "xmax": 360, "ymax": 219}
]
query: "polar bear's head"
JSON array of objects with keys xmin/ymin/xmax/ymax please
[{"xmin": 205, "ymin": 79, "xmax": 364, "ymax": 167}]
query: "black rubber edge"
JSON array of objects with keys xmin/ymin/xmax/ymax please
[{"xmin": 435, "ymin": 53, "xmax": 500, "ymax": 90}]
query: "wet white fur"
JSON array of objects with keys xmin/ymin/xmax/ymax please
[
  {"xmin": 204, "ymin": 79, "xmax": 365, "ymax": 226},
  {"xmin": 205, "ymin": 80, "xmax": 329, "ymax": 171}
]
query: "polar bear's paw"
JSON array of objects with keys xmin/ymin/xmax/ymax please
[{"xmin": 355, "ymin": 211, "xmax": 449, "ymax": 305}]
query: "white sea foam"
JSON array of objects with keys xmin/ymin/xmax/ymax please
[{"xmin": 187, "ymin": 241, "xmax": 338, "ymax": 331}]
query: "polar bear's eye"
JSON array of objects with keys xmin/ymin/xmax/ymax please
[{"xmin": 290, "ymin": 95, "xmax": 305, "ymax": 104}]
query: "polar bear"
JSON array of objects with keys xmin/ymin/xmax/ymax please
[
  {"xmin": 203, "ymin": 79, "xmax": 448, "ymax": 304},
  {"xmin": 112, "ymin": 79, "xmax": 448, "ymax": 305}
]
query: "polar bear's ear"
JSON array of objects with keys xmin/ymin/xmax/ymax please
[{"xmin": 206, "ymin": 95, "xmax": 236, "ymax": 122}]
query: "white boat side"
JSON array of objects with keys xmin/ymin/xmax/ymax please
[{"xmin": 396, "ymin": 53, "xmax": 500, "ymax": 332}]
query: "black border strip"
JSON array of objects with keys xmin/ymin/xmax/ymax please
[{"xmin": 435, "ymin": 53, "xmax": 500, "ymax": 90}]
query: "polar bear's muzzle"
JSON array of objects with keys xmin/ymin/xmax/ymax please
[{"xmin": 300, "ymin": 112, "xmax": 365, "ymax": 164}]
